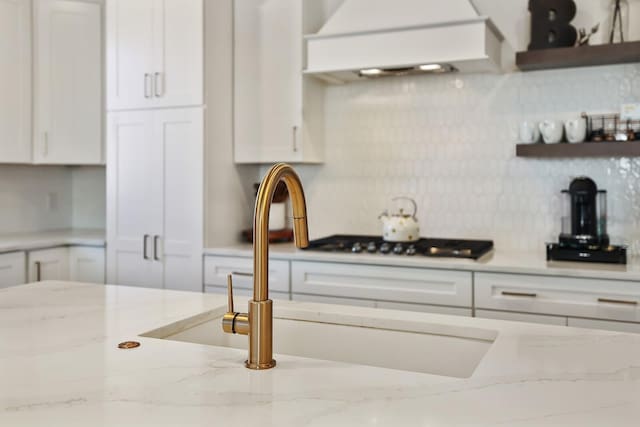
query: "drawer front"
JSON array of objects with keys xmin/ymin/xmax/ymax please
[
  {"xmin": 0, "ymin": 252, "xmax": 27, "ymax": 289},
  {"xmin": 204, "ymin": 256, "xmax": 290, "ymax": 293},
  {"xmin": 376, "ymin": 301, "xmax": 471, "ymax": 317},
  {"xmin": 291, "ymin": 261, "xmax": 472, "ymax": 307},
  {"xmin": 476, "ymin": 309, "xmax": 567, "ymax": 326},
  {"xmin": 291, "ymin": 293, "xmax": 376, "ymax": 308},
  {"xmin": 205, "ymin": 285, "xmax": 289, "ymax": 302},
  {"xmin": 568, "ymin": 317, "xmax": 640, "ymax": 334},
  {"xmin": 476, "ymin": 273, "xmax": 640, "ymax": 322}
]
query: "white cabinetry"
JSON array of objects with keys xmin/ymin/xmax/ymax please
[
  {"xmin": 107, "ymin": 108, "xmax": 203, "ymax": 291},
  {"xmin": 204, "ymin": 255, "xmax": 290, "ymax": 299},
  {"xmin": 28, "ymin": 247, "xmax": 69, "ymax": 282},
  {"xmin": 475, "ymin": 272, "xmax": 640, "ymax": 323},
  {"xmin": 475, "ymin": 309, "xmax": 567, "ymax": 326},
  {"xmin": 0, "ymin": 0, "xmax": 32, "ymax": 163},
  {"xmin": 33, "ymin": 0, "xmax": 102, "ymax": 164},
  {"xmin": 233, "ymin": 0, "xmax": 324, "ymax": 164},
  {"xmin": 69, "ymin": 246, "xmax": 105, "ymax": 284},
  {"xmin": 568, "ymin": 317, "xmax": 640, "ymax": 334},
  {"xmin": 0, "ymin": 252, "xmax": 27, "ymax": 288},
  {"xmin": 106, "ymin": 0, "xmax": 203, "ymax": 111},
  {"xmin": 292, "ymin": 261, "xmax": 472, "ymax": 308}
]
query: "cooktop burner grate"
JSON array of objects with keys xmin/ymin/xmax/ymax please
[{"xmin": 303, "ymin": 235, "xmax": 493, "ymax": 260}]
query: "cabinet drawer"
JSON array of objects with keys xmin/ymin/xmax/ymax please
[
  {"xmin": 476, "ymin": 273, "xmax": 640, "ymax": 322},
  {"xmin": 568, "ymin": 317, "xmax": 640, "ymax": 334},
  {"xmin": 476, "ymin": 309, "xmax": 567, "ymax": 326},
  {"xmin": 0, "ymin": 252, "xmax": 27, "ymax": 289},
  {"xmin": 205, "ymin": 286, "xmax": 289, "ymax": 302},
  {"xmin": 204, "ymin": 256, "xmax": 290, "ymax": 293},
  {"xmin": 291, "ymin": 293, "xmax": 376, "ymax": 308},
  {"xmin": 291, "ymin": 261, "xmax": 472, "ymax": 307}
]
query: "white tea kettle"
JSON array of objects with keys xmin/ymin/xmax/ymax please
[{"xmin": 378, "ymin": 197, "xmax": 420, "ymax": 242}]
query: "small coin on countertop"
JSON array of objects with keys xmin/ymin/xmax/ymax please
[{"xmin": 118, "ymin": 341, "xmax": 141, "ymax": 349}]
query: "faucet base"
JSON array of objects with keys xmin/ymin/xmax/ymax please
[{"xmin": 245, "ymin": 359, "xmax": 277, "ymax": 370}]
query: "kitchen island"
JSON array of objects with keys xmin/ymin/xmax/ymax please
[{"xmin": 1, "ymin": 281, "xmax": 640, "ymax": 426}]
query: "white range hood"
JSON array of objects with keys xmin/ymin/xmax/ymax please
[{"xmin": 305, "ymin": 0, "xmax": 507, "ymax": 83}]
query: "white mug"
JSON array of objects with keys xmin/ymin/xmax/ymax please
[
  {"xmin": 539, "ymin": 120, "xmax": 564, "ymax": 143},
  {"xmin": 519, "ymin": 121, "xmax": 540, "ymax": 143},
  {"xmin": 564, "ymin": 119, "xmax": 587, "ymax": 143}
]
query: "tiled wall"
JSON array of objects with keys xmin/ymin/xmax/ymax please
[{"xmin": 292, "ymin": 64, "xmax": 640, "ymax": 255}]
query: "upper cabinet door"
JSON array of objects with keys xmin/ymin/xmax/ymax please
[
  {"xmin": 106, "ymin": 0, "xmax": 203, "ymax": 111},
  {"xmin": 233, "ymin": 0, "xmax": 304, "ymax": 164},
  {"xmin": 152, "ymin": 0, "xmax": 203, "ymax": 108},
  {"xmin": 0, "ymin": 0, "xmax": 32, "ymax": 163},
  {"xmin": 34, "ymin": 0, "xmax": 103, "ymax": 165},
  {"xmin": 106, "ymin": 0, "xmax": 155, "ymax": 111}
]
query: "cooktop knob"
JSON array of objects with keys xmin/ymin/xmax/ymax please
[
  {"xmin": 405, "ymin": 245, "xmax": 416, "ymax": 256},
  {"xmin": 366, "ymin": 242, "xmax": 377, "ymax": 253},
  {"xmin": 351, "ymin": 242, "xmax": 363, "ymax": 253},
  {"xmin": 393, "ymin": 243, "xmax": 404, "ymax": 255},
  {"xmin": 379, "ymin": 242, "xmax": 391, "ymax": 254}
]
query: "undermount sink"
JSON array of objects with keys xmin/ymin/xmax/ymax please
[{"xmin": 142, "ymin": 305, "xmax": 497, "ymax": 379}]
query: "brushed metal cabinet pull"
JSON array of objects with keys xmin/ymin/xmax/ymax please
[
  {"xmin": 43, "ymin": 132, "xmax": 49, "ymax": 157},
  {"xmin": 154, "ymin": 72, "xmax": 163, "ymax": 97},
  {"xmin": 598, "ymin": 298, "xmax": 638, "ymax": 306},
  {"xmin": 35, "ymin": 261, "xmax": 41, "ymax": 282},
  {"xmin": 144, "ymin": 74, "xmax": 151, "ymax": 98},
  {"xmin": 501, "ymin": 291, "xmax": 538, "ymax": 298},
  {"xmin": 153, "ymin": 235, "xmax": 160, "ymax": 261},
  {"xmin": 143, "ymin": 235, "xmax": 150, "ymax": 260},
  {"xmin": 292, "ymin": 126, "xmax": 298, "ymax": 153}
]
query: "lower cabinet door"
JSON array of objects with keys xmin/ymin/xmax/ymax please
[
  {"xmin": 475, "ymin": 309, "xmax": 567, "ymax": 326},
  {"xmin": 69, "ymin": 247, "xmax": 105, "ymax": 284},
  {"xmin": 28, "ymin": 247, "xmax": 69, "ymax": 282},
  {"xmin": 205, "ymin": 256, "xmax": 290, "ymax": 293},
  {"xmin": 0, "ymin": 252, "xmax": 27, "ymax": 289},
  {"xmin": 568, "ymin": 317, "xmax": 640, "ymax": 334},
  {"xmin": 291, "ymin": 293, "xmax": 376, "ymax": 308}
]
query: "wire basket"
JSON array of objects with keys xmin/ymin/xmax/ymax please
[{"xmin": 584, "ymin": 112, "xmax": 640, "ymax": 142}]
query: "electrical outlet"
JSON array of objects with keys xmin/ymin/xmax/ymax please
[{"xmin": 46, "ymin": 192, "xmax": 58, "ymax": 212}]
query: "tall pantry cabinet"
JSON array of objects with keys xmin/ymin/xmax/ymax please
[{"xmin": 106, "ymin": 0, "xmax": 204, "ymax": 292}]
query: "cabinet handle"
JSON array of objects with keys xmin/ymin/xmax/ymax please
[
  {"xmin": 231, "ymin": 271, "xmax": 253, "ymax": 277},
  {"xmin": 154, "ymin": 72, "xmax": 163, "ymax": 97},
  {"xmin": 144, "ymin": 74, "xmax": 152, "ymax": 98},
  {"xmin": 598, "ymin": 298, "xmax": 638, "ymax": 306},
  {"xmin": 292, "ymin": 126, "xmax": 298, "ymax": 153},
  {"xmin": 43, "ymin": 132, "xmax": 49, "ymax": 157},
  {"xmin": 143, "ymin": 235, "xmax": 150, "ymax": 260},
  {"xmin": 153, "ymin": 235, "xmax": 161, "ymax": 261},
  {"xmin": 501, "ymin": 291, "xmax": 538, "ymax": 298},
  {"xmin": 35, "ymin": 261, "xmax": 41, "ymax": 282}
]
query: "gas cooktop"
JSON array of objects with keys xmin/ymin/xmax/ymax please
[{"xmin": 303, "ymin": 235, "xmax": 494, "ymax": 260}]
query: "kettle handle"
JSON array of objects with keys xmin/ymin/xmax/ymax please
[{"xmin": 392, "ymin": 197, "xmax": 417, "ymax": 219}]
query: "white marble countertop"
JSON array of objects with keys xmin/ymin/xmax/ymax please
[
  {"xmin": 205, "ymin": 243, "xmax": 640, "ymax": 282},
  {"xmin": 0, "ymin": 229, "xmax": 106, "ymax": 253},
  {"xmin": 2, "ymin": 281, "xmax": 640, "ymax": 426}
]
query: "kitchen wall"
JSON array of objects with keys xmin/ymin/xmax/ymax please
[
  {"xmin": 0, "ymin": 165, "xmax": 73, "ymax": 234},
  {"xmin": 0, "ymin": 165, "xmax": 106, "ymax": 234},
  {"xmin": 71, "ymin": 166, "xmax": 105, "ymax": 229},
  {"xmin": 290, "ymin": 64, "xmax": 640, "ymax": 255}
]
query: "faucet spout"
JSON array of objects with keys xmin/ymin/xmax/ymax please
[
  {"xmin": 222, "ymin": 163, "xmax": 309, "ymax": 370},
  {"xmin": 254, "ymin": 163, "xmax": 309, "ymax": 302}
]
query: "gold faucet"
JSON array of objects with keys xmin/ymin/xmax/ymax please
[{"xmin": 222, "ymin": 163, "xmax": 309, "ymax": 369}]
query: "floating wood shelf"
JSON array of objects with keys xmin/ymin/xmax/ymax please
[
  {"xmin": 516, "ymin": 141, "xmax": 640, "ymax": 158},
  {"xmin": 516, "ymin": 41, "xmax": 640, "ymax": 71}
]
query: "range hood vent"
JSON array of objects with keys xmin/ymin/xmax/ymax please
[{"xmin": 304, "ymin": 0, "xmax": 506, "ymax": 83}]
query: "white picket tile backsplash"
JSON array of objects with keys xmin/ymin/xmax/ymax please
[{"xmin": 288, "ymin": 64, "xmax": 640, "ymax": 255}]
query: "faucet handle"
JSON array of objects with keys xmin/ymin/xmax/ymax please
[
  {"xmin": 226, "ymin": 274, "xmax": 234, "ymax": 313},
  {"xmin": 222, "ymin": 274, "xmax": 250, "ymax": 335}
]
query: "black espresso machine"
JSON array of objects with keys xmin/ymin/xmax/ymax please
[{"xmin": 547, "ymin": 177, "xmax": 626, "ymax": 264}]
